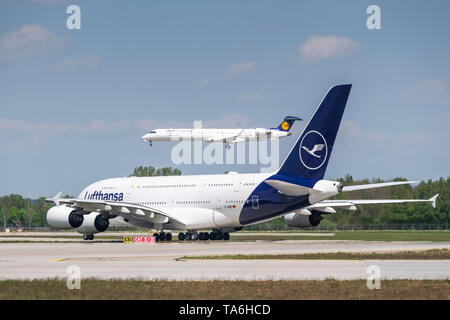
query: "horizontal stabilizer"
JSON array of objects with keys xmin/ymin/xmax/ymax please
[
  {"xmin": 342, "ymin": 181, "xmax": 420, "ymax": 192},
  {"xmin": 310, "ymin": 194, "xmax": 439, "ymax": 210}
]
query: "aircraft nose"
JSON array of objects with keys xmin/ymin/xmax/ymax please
[{"xmin": 142, "ymin": 134, "xmax": 149, "ymax": 140}]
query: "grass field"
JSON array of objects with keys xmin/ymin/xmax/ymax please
[
  {"xmin": 181, "ymin": 248, "xmax": 450, "ymax": 260},
  {"xmin": 232, "ymin": 231, "xmax": 450, "ymax": 242},
  {"xmin": 1, "ymin": 230, "xmax": 449, "ymax": 242},
  {"xmin": 0, "ymin": 279, "xmax": 448, "ymax": 300}
]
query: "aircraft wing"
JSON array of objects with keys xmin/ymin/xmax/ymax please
[
  {"xmin": 45, "ymin": 194, "xmax": 181, "ymax": 226},
  {"xmin": 309, "ymin": 194, "xmax": 439, "ymax": 211},
  {"xmin": 207, "ymin": 130, "xmax": 245, "ymax": 143}
]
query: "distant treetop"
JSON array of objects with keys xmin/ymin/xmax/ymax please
[{"xmin": 130, "ymin": 166, "xmax": 182, "ymax": 177}]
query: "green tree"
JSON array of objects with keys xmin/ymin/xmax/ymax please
[
  {"xmin": 130, "ymin": 166, "xmax": 182, "ymax": 177},
  {"xmin": 7, "ymin": 207, "xmax": 26, "ymax": 229},
  {"xmin": 0, "ymin": 196, "xmax": 11, "ymax": 229}
]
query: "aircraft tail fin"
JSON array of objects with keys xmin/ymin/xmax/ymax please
[
  {"xmin": 277, "ymin": 84, "xmax": 352, "ymax": 181},
  {"xmin": 271, "ymin": 116, "xmax": 302, "ymax": 132}
]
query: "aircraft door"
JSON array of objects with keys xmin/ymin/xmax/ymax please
[{"xmin": 252, "ymin": 195, "xmax": 259, "ymax": 209}]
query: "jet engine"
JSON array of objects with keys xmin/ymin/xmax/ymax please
[
  {"xmin": 221, "ymin": 226, "xmax": 244, "ymax": 233},
  {"xmin": 284, "ymin": 209, "xmax": 323, "ymax": 228},
  {"xmin": 46, "ymin": 206, "xmax": 84, "ymax": 229},
  {"xmin": 76, "ymin": 212, "xmax": 110, "ymax": 234}
]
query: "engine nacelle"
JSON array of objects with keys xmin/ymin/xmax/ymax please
[
  {"xmin": 76, "ymin": 212, "xmax": 110, "ymax": 235},
  {"xmin": 221, "ymin": 226, "xmax": 244, "ymax": 233},
  {"xmin": 284, "ymin": 211, "xmax": 323, "ymax": 228},
  {"xmin": 47, "ymin": 206, "xmax": 84, "ymax": 229}
]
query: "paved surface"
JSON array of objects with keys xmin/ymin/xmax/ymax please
[
  {"xmin": 0, "ymin": 240, "xmax": 449, "ymax": 280},
  {"xmin": 0, "ymin": 231, "xmax": 335, "ymax": 240}
]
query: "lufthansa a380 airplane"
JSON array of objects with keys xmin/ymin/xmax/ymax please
[
  {"xmin": 141, "ymin": 116, "xmax": 302, "ymax": 148},
  {"xmin": 46, "ymin": 85, "xmax": 438, "ymax": 241}
]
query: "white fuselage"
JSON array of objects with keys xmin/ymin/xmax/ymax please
[
  {"xmin": 142, "ymin": 128, "xmax": 290, "ymax": 144},
  {"xmin": 79, "ymin": 172, "xmax": 275, "ymax": 230}
]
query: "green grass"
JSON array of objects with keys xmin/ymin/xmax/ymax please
[
  {"xmin": 232, "ymin": 231, "xmax": 450, "ymax": 242},
  {"xmin": 180, "ymin": 248, "xmax": 450, "ymax": 260},
  {"xmin": 0, "ymin": 279, "xmax": 448, "ymax": 300}
]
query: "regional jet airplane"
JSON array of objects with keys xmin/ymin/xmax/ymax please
[
  {"xmin": 141, "ymin": 116, "xmax": 302, "ymax": 148},
  {"xmin": 46, "ymin": 85, "xmax": 438, "ymax": 241}
]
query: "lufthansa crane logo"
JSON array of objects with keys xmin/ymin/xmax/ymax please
[
  {"xmin": 299, "ymin": 130, "xmax": 328, "ymax": 170},
  {"xmin": 281, "ymin": 121, "xmax": 290, "ymax": 131}
]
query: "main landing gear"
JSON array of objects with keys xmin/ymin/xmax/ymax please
[
  {"xmin": 153, "ymin": 232, "xmax": 173, "ymax": 241},
  {"xmin": 83, "ymin": 234, "xmax": 94, "ymax": 241},
  {"xmin": 178, "ymin": 230, "xmax": 230, "ymax": 241}
]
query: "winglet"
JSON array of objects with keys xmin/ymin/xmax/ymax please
[
  {"xmin": 429, "ymin": 194, "xmax": 439, "ymax": 208},
  {"xmin": 46, "ymin": 192, "xmax": 62, "ymax": 206}
]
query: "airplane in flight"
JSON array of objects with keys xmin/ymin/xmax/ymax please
[
  {"xmin": 46, "ymin": 84, "xmax": 438, "ymax": 241},
  {"xmin": 141, "ymin": 116, "xmax": 302, "ymax": 148}
]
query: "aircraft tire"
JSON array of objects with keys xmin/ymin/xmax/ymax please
[
  {"xmin": 209, "ymin": 232, "xmax": 216, "ymax": 240},
  {"xmin": 178, "ymin": 232, "xmax": 185, "ymax": 241},
  {"xmin": 223, "ymin": 232, "xmax": 230, "ymax": 241},
  {"xmin": 159, "ymin": 232, "xmax": 166, "ymax": 241},
  {"xmin": 185, "ymin": 232, "xmax": 192, "ymax": 241},
  {"xmin": 191, "ymin": 232, "xmax": 199, "ymax": 241},
  {"xmin": 165, "ymin": 233, "xmax": 172, "ymax": 241}
]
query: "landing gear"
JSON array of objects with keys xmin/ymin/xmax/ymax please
[
  {"xmin": 225, "ymin": 144, "xmax": 231, "ymax": 149},
  {"xmin": 177, "ymin": 230, "xmax": 230, "ymax": 241},
  {"xmin": 199, "ymin": 232, "xmax": 210, "ymax": 240},
  {"xmin": 153, "ymin": 232, "xmax": 172, "ymax": 242},
  {"xmin": 209, "ymin": 230, "xmax": 230, "ymax": 241},
  {"xmin": 83, "ymin": 234, "xmax": 94, "ymax": 241},
  {"xmin": 191, "ymin": 232, "xmax": 199, "ymax": 241},
  {"xmin": 149, "ymin": 140, "xmax": 153, "ymax": 146}
]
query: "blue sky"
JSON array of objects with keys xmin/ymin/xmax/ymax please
[{"xmin": 0, "ymin": 0, "xmax": 449, "ymax": 198}]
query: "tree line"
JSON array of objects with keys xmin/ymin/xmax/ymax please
[{"xmin": 0, "ymin": 168, "xmax": 448, "ymax": 229}]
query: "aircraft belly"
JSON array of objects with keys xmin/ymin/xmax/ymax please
[{"xmin": 213, "ymin": 210, "xmax": 237, "ymax": 228}]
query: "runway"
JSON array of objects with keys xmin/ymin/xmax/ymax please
[{"xmin": 0, "ymin": 240, "xmax": 449, "ymax": 280}]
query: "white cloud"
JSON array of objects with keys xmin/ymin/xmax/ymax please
[
  {"xmin": 400, "ymin": 80, "xmax": 450, "ymax": 106},
  {"xmin": 0, "ymin": 118, "xmax": 133, "ymax": 134},
  {"xmin": 299, "ymin": 35, "xmax": 361, "ymax": 63},
  {"xmin": 0, "ymin": 118, "xmax": 79, "ymax": 133},
  {"xmin": 237, "ymin": 92, "xmax": 262, "ymax": 104},
  {"xmin": 0, "ymin": 24, "xmax": 70, "ymax": 62},
  {"xmin": 225, "ymin": 61, "xmax": 256, "ymax": 78},
  {"xmin": 196, "ymin": 76, "xmax": 213, "ymax": 90},
  {"xmin": 0, "ymin": 113, "xmax": 255, "ymax": 139},
  {"xmin": 51, "ymin": 56, "xmax": 100, "ymax": 72}
]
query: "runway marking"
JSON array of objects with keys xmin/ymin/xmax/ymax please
[{"xmin": 49, "ymin": 258, "xmax": 67, "ymax": 262}]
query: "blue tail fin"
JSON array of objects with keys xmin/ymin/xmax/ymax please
[
  {"xmin": 277, "ymin": 84, "xmax": 352, "ymax": 180},
  {"xmin": 271, "ymin": 116, "xmax": 302, "ymax": 132}
]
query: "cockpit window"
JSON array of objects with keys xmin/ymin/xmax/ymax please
[{"xmin": 148, "ymin": 130, "xmax": 157, "ymax": 134}]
